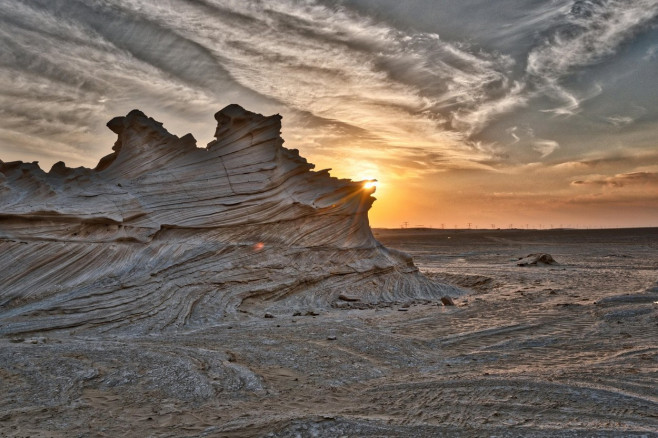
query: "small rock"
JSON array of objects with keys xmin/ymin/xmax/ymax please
[
  {"xmin": 517, "ymin": 253, "xmax": 558, "ymax": 266},
  {"xmin": 338, "ymin": 293, "xmax": 360, "ymax": 302},
  {"xmin": 264, "ymin": 312, "xmax": 274, "ymax": 318},
  {"xmin": 397, "ymin": 308, "xmax": 408, "ymax": 312},
  {"xmin": 327, "ymin": 335, "xmax": 337, "ymax": 340},
  {"xmin": 441, "ymin": 296, "xmax": 455, "ymax": 306},
  {"xmin": 305, "ymin": 310, "xmax": 320, "ymax": 316},
  {"xmin": 293, "ymin": 311, "xmax": 302, "ymax": 316}
]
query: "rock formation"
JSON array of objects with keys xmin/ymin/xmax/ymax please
[
  {"xmin": 0, "ymin": 105, "xmax": 457, "ymax": 335},
  {"xmin": 516, "ymin": 253, "xmax": 558, "ymax": 266}
]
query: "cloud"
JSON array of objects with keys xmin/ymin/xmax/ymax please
[
  {"xmin": 551, "ymin": 148, "xmax": 658, "ymax": 171},
  {"xmin": 526, "ymin": 0, "xmax": 658, "ymax": 113},
  {"xmin": 451, "ymin": 80, "xmax": 527, "ymax": 136},
  {"xmin": 644, "ymin": 44, "xmax": 658, "ymax": 61},
  {"xmin": 136, "ymin": 0, "xmax": 522, "ymax": 144},
  {"xmin": 506, "ymin": 126, "xmax": 520, "ymax": 144},
  {"xmin": 0, "ymin": 0, "xmax": 526, "ymax": 172},
  {"xmin": 571, "ymin": 171, "xmax": 658, "ymax": 187},
  {"xmin": 532, "ymin": 139, "xmax": 560, "ymax": 158},
  {"xmin": 606, "ymin": 115, "xmax": 634, "ymax": 126}
]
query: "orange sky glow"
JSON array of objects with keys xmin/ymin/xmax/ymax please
[{"xmin": 1, "ymin": 1, "xmax": 657, "ymax": 229}]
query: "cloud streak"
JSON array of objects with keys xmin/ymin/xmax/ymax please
[
  {"xmin": 1, "ymin": 0, "xmax": 523, "ymax": 173},
  {"xmin": 2, "ymin": 0, "xmax": 657, "ymax": 169},
  {"xmin": 526, "ymin": 0, "xmax": 658, "ymax": 114},
  {"xmin": 116, "ymin": 0, "xmax": 518, "ymax": 158},
  {"xmin": 572, "ymin": 171, "xmax": 658, "ymax": 187},
  {"xmin": 533, "ymin": 139, "xmax": 560, "ymax": 158}
]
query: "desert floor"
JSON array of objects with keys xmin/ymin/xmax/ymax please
[{"xmin": 2, "ymin": 228, "xmax": 657, "ymax": 437}]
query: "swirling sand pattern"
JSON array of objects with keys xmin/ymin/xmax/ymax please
[{"xmin": 0, "ymin": 228, "xmax": 656, "ymax": 436}]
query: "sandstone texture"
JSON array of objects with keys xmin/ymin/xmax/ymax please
[
  {"xmin": 1, "ymin": 228, "xmax": 657, "ymax": 437},
  {"xmin": 0, "ymin": 104, "xmax": 456, "ymax": 336}
]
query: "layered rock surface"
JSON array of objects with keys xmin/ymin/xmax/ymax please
[{"xmin": 0, "ymin": 105, "xmax": 456, "ymax": 335}]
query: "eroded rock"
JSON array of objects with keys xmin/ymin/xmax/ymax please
[
  {"xmin": 0, "ymin": 105, "xmax": 458, "ymax": 336},
  {"xmin": 517, "ymin": 253, "xmax": 558, "ymax": 266},
  {"xmin": 441, "ymin": 296, "xmax": 455, "ymax": 306}
]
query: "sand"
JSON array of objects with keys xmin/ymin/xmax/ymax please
[{"xmin": 1, "ymin": 228, "xmax": 657, "ymax": 437}]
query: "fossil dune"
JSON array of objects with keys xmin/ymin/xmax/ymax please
[{"xmin": 0, "ymin": 104, "xmax": 456, "ymax": 336}]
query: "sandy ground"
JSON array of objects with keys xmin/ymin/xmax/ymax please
[{"xmin": 1, "ymin": 228, "xmax": 657, "ymax": 437}]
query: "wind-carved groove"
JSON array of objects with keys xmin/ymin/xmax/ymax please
[
  {"xmin": 219, "ymin": 155, "xmax": 236, "ymax": 195},
  {"xmin": 0, "ymin": 104, "xmax": 459, "ymax": 336}
]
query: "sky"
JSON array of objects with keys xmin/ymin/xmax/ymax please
[{"xmin": 1, "ymin": 0, "xmax": 657, "ymax": 228}]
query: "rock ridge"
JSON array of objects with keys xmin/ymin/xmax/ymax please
[{"xmin": 0, "ymin": 104, "xmax": 458, "ymax": 335}]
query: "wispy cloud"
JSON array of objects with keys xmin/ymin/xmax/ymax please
[
  {"xmin": 0, "ymin": 0, "xmax": 239, "ymax": 165},
  {"xmin": 506, "ymin": 126, "xmax": 520, "ymax": 144},
  {"xmin": 572, "ymin": 171, "xmax": 658, "ymax": 187},
  {"xmin": 451, "ymin": 80, "xmax": 527, "ymax": 136},
  {"xmin": 0, "ymin": 0, "xmax": 523, "ymax": 173},
  {"xmin": 1, "ymin": 0, "xmax": 658, "ymax": 196},
  {"xmin": 550, "ymin": 148, "xmax": 658, "ymax": 172},
  {"xmin": 117, "ymin": 0, "xmax": 519, "ymax": 155},
  {"xmin": 644, "ymin": 44, "xmax": 658, "ymax": 60},
  {"xmin": 605, "ymin": 115, "xmax": 634, "ymax": 126},
  {"xmin": 526, "ymin": 0, "xmax": 658, "ymax": 114},
  {"xmin": 533, "ymin": 139, "xmax": 560, "ymax": 158}
]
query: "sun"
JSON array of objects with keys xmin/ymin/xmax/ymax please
[{"xmin": 363, "ymin": 180, "xmax": 378, "ymax": 190}]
